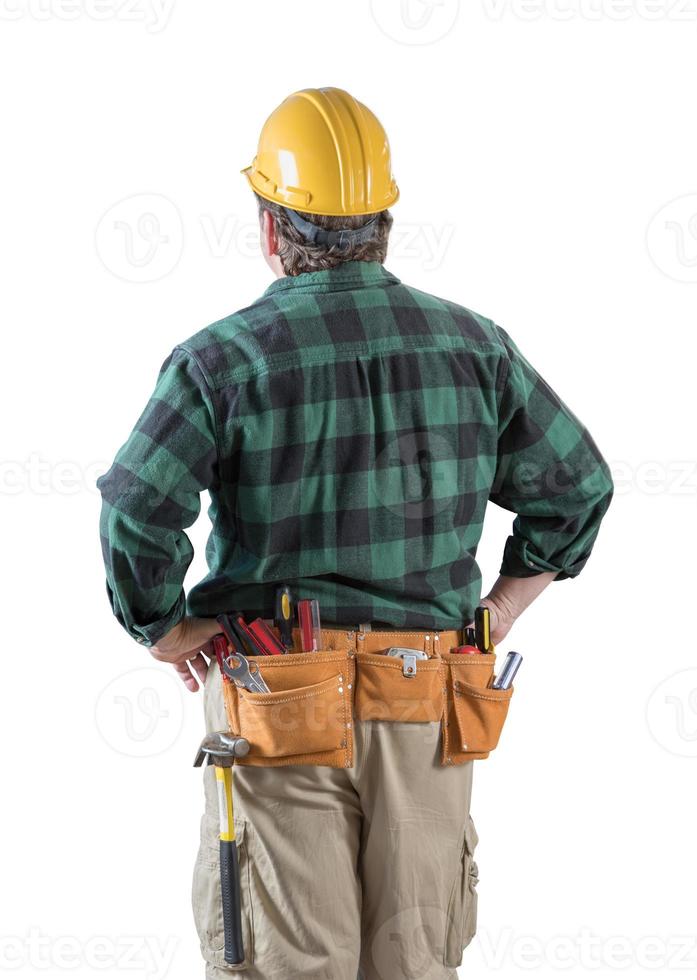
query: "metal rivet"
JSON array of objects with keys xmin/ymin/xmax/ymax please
[
  {"xmin": 346, "ymin": 722, "xmax": 352, "ymax": 729},
  {"xmin": 338, "ymin": 686, "xmax": 344, "ymax": 694},
  {"xmin": 347, "ymin": 683, "xmax": 352, "ymax": 690},
  {"xmin": 338, "ymin": 675, "xmax": 344, "ymax": 682}
]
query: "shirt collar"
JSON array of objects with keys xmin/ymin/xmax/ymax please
[{"xmin": 263, "ymin": 261, "xmax": 400, "ymax": 297}]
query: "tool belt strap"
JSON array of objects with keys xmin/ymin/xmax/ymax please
[
  {"xmin": 317, "ymin": 626, "xmax": 463, "ymax": 657},
  {"xmin": 261, "ymin": 619, "xmax": 463, "ymax": 657}
]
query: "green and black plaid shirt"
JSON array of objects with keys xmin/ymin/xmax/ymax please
[{"xmin": 98, "ymin": 261, "xmax": 612, "ymax": 645}]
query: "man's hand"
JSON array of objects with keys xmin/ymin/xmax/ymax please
[
  {"xmin": 475, "ymin": 572, "xmax": 557, "ymax": 646},
  {"xmin": 150, "ymin": 616, "xmax": 221, "ymax": 692},
  {"xmin": 477, "ymin": 593, "xmax": 517, "ymax": 646}
]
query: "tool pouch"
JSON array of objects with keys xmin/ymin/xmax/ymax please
[
  {"xmin": 354, "ymin": 650, "xmax": 444, "ymax": 723},
  {"xmin": 222, "ymin": 648, "xmax": 355, "ymax": 768},
  {"xmin": 440, "ymin": 651, "xmax": 514, "ymax": 765}
]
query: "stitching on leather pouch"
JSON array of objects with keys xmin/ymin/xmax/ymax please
[
  {"xmin": 443, "ymin": 654, "xmax": 492, "ymax": 665},
  {"xmin": 357, "ymin": 654, "xmax": 441, "ymax": 669},
  {"xmin": 361, "ymin": 631, "xmax": 434, "ymax": 638},
  {"xmin": 345, "ymin": 651, "xmax": 356, "ymax": 767},
  {"xmin": 340, "ymin": 669, "xmax": 348, "ymax": 766},
  {"xmin": 440, "ymin": 658, "xmax": 450, "ymax": 764},
  {"xmin": 239, "ymin": 677, "xmax": 339, "ymax": 705},
  {"xmin": 259, "ymin": 652, "xmax": 348, "ymax": 668},
  {"xmin": 454, "ymin": 682, "xmax": 512, "ymax": 702}
]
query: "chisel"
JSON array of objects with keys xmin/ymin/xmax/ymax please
[{"xmin": 492, "ymin": 651, "xmax": 523, "ymax": 690}]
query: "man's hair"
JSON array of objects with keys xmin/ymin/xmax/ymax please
[{"xmin": 255, "ymin": 194, "xmax": 393, "ymax": 276}]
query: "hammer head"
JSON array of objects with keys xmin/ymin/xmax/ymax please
[{"xmin": 193, "ymin": 731, "xmax": 250, "ymax": 768}]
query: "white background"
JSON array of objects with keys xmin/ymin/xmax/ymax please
[{"xmin": 1, "ymin": 1, "xmax": 696, "ymax": 977}]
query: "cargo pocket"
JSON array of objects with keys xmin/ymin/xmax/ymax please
[
  {"xmin": 355, "ymin": 652, "xmax": 444, "ymax": 723},
  {"xmin": 441, "ymin": 652, "xmax": 513, "ymax": 765},
  {"xmin": 226, "ymin": 649, "xmax": 354, "ymax": 768},
  {"xmin": 192, "ymin": 815, "xmax": 254, "ymax": 972},
  {"xmin": 444, "ymin": 816, "xmax": 479, "ymax": 967}
]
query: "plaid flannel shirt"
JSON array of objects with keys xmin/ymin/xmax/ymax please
[{"xmin": 97, "ymin": 261, "xmax": 613, "ymax": 645}]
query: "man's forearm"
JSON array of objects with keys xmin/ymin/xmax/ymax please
[{"xmin": 481, "ymin": 572, "xmax": 556, "ymax": 644}]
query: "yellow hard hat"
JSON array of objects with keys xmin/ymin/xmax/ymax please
[{"xmin": 242, "ymin": 87, "xmax": 399, "ymax": 217}]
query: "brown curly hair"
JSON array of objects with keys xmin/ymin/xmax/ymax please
[{"xmin": 255, "ymin": 194, "xmax": 393, "ymax": 277}]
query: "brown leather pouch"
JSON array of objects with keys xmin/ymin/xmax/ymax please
[
  {"xmin": 441, "ymin": 651, "xmax": 514, "ymax": 765},
  {"xmin": 222, "ymin": 648, "xmax": 354, "ymax": 768},
  {"xmin": 352, "ymin": 629, "xmax": 457, "ymax": 723},
  {"xmin": 354, "ymin": 651, "xmax": 444, "ymax": 722}
]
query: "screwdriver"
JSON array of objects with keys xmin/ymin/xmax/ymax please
[
  {"xmin": 218, "ymin": 612, "xmax": 267, "ymax": 657},
  {"xmin": 274, "ymin": 586, "xmax": 294, "ymax": 651},
  {"xmin": 297, "ymin": 598, "xmax": 322, "ymax": 652},
  {"xmin": 474, "ymin": 605, "xmax": 491, "ymax": 654},
  {"xmin": 247, "ymin": 618, "xmax": 286, "ymax": 657}
]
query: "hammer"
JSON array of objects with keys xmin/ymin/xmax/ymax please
[{"xmin": 194, "ymin": 732, "xmax": 250, "ymax": 965}]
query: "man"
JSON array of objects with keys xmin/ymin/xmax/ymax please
[{"xmin": 98, "ymin": 87, "xmax": 613, "ymax": 979}]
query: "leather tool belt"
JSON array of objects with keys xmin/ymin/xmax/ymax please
[{"xmin": 221, "ymin": 626, "xmax": 514, "ymax": 769}]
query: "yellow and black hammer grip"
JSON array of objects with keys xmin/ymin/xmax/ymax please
[{"xmin": 216, "ymin": 766, "xmax": 244, "ymax": 965}]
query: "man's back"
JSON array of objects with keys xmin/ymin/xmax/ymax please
[
  {"xmin": 98, "ymin": 260, "xmax": 611, "ymax": 641},
  {"xmin": 97, "ymin": 87, "xmax": 614, "ymax": 980}
]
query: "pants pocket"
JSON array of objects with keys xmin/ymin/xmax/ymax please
[
  {"xmin": 444, "ymin": 816, "xmax": 479, "ymax": 967},
  {"xmin": 225, "ymin": 649, "xmax": 355, "ymax": 768},
  {"xmin": 192, "ymin": 816, "xmax": 254, "ymax": 971}
]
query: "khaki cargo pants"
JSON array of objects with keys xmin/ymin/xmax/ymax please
[{"xmin": 193, "ymin": 667, "xmax": 479, "ymax": 980}]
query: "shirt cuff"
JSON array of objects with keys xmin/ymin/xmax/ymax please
[
  {"xmin": 499, "ymin": 536, "xmax": 590, "ymax": 581},
  {"xmin": 130, "ymin": 593, "xmax": 187, "ymax": 647}
]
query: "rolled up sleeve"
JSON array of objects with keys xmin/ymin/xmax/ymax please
[
  {"xmin": 97, "ymin": 347, "xmax": 219, "ymax": 645},
  {"xmin": 490, "ymin": 328, "xmax": 613, "ymax": 580}
]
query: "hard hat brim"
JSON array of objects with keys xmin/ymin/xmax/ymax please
[{"xmin": 242, "ymin": 164, "xmax": 399, "ymax": 217}]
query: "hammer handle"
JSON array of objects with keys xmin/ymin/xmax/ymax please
[{"xmin": 220, "ymin": 839, "xmax": 245, "ymax": 965}]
